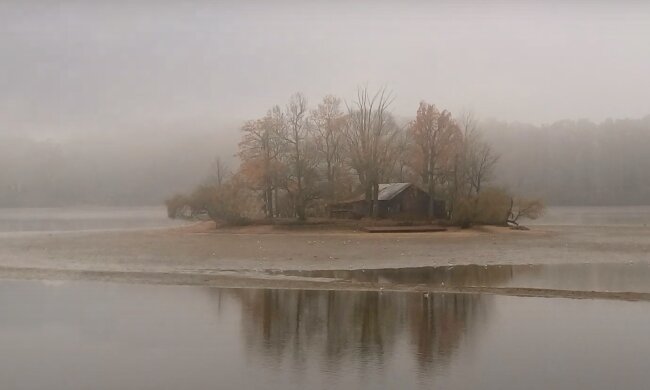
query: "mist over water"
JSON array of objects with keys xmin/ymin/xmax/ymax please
[
  {"xmin": 2, "ymin": 1, "xmax": 650, "ymax": 207},
  {"xmin": 2, "ymin": 3, "xmax": 650, "ymax": 389},
  {"xmin": 533, "ymin": 206, "xmax": 650, "ymax": 226},
  {"xmin": 0, "ymin": 207, "xmax": 184, "ymax": 233}
]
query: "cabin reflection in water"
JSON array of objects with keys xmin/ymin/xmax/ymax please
[{"xmin": 220, "ymin": 289, "xmax": 493, "ymax": 372}]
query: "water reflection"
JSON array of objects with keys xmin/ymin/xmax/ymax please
[
  {"xmin": 228, "ymin": 289, "xmax": 490, "ymax": 374},
  {"xmin": 282, "ymin": 262, "xmax": 650, "ymax": 293},
  {"xmin": 2, "ymin": 281, "xmax": 650, "ymax": 390},
  {"xmin": 283, "ymin": 265, "xmax": 516, "ymax": 287}
]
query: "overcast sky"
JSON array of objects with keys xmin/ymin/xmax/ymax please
[{"xmin": 2, "ymin": 0, "xmax": 650, "ymax": 138}]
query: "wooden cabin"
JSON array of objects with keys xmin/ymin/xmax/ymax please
[{"xmin": 328, "ymin": 183, "xmax": 446, "ymax": 219}]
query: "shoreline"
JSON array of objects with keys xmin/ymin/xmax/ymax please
[
  {"xmin": 1, "ymin": 221, "xmax": 649, "ymax": 301},
  {"xmin": 176, "ymin": 220, "xmax": 548, "ymax": 236},
  {"xmin": 1, "ymin": 265, "xmax": 649, "ymax": 302}
]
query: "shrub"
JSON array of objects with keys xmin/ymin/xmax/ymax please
[
  {"xmin": 165, "ymin": 194, "xmax": 189, "ymax": 219},
  {"xmin": 203, "ymin": 175, "xmax": 256, "ymax": 226},
  {"xmin": 451, "ymin": 187, "xmax": 512, "ymax": 227}
]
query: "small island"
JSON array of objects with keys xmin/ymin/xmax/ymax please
[{"xmin": 166, "ymin": 88, "xmax": 544, "ymax": 232}]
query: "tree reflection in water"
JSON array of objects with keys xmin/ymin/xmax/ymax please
[
  {"xmin": 282, "ymin": 264, "xmax": 520, "ymax": 289},
  {"xmin": 225, "ymin": 288, "xmax": 494, "ymax": 375}
]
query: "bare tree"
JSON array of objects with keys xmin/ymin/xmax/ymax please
[
  {"xmin": 452, "ymin": 110, "xmax": 477, "ymax": 197},
  {"xmin": 344, "ymin": 86, "xmax": 398, "ymax": 218},
  {"xmin": 454, "ymin": 110, "xmax": 498, "ymax": 197},
  {"xmin": 507, "ymin": 197, "xmax": 545, "ymax": 226},
  {"xmin": 468, "ymin": 139, "xmax": 499, "ymax": 195},
  {"xmin": 310, "ymin": 95, "xmax": 345, "ymax": 201},
  {"xmin": 208, "ymin": 156, "xmax": 230, "ymax": 187},
  {"xmin": 391, "ymin": 128, "xmax": 413, "ymax": 183},
  {"xmin": 282, "ymin": 92, "xmax": 309, "ymax": 220},
  {"xmin": 458, "ymin": 110, "xmax": 478, "ymax": 139}
]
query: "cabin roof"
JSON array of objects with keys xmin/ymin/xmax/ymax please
[
  {"xmin": 334, "ymin": 183, "xmax": 415, "ymax": 204},
  {"xmin": 376, "ymin": 183, "xmax": 413, "ymax": 201}
]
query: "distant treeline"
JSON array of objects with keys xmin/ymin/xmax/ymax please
[
  {"xmin": 1, "ymin": 111, "xmax": 649, "ymax": 208},
  {"xmin": 0, "ymin": 129, "xmax": 237, "ymax": 207},
  {"xmin": 483, "ymin": 116, "xmax": 650, "ymax": 206}
]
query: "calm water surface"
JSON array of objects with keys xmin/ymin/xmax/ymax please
[
  {"xmin": 1, "ymin": 206, "xmax": 649, "ymax": 389},
  {"xmin": 285, "ymin": 262, "xmax": 650, "ymax": 293},
  {"xmin": 1, "ymin": 280, "xmax": 649, "ymax": 390},
  {"xmin": 532, "ymin": 205, "xmax": 650, "ymax": 226},
  {"xmin": 0, "ymin": 207, "xmax": 185, "ymax": 233}
]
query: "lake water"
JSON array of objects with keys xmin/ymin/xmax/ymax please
[
  {"xmin": 0, "ymin": 207, "xmax": 185, "ymax": 233},
  {"xmin": 532, "ymin": 205, "xmax": 650, "ymax": 226},
  {"xmin": 282, "ymin": 262, "xmax": 650, "ymax": 294},
  {"xmin": 1, "ymin": 206, "xmax": 649, "ymax": 389},
  {"xmin": 0, "ymin": 280, "xmax": 649, "ymax": 390}
]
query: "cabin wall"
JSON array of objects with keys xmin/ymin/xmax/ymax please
[
  {"xmin": 329, "ymin": 186, "xmax": 447, "ymax": 220},
  {"xmin": 380, "ymin": 187, "xmax": 446, "ymax": 219},
  {"xmin": 329, "ymin": 200, "xmax": 367, "ymax": 219}
]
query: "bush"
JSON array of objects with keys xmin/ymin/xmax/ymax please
[
  {"xmin": 165, "ymin": 174, "xmax": 256, "ymax": 226},
  {"xmin": 450, "ymin": 197, "xmax": 475, "ymax": 228},
  {"xmin": 203, "ymin": 175, "xmax": 257, "ymax": 226},
  {"xmin": 475, "ymin": 188, "xmax": 511, "ymax": 225},
  {"xmin": 451, "ymin": 187, "xmax": 512, "ymax": 227},
  {"xmin": 165, "ymin": 194, "xmax": 189, "ymax": 219}
]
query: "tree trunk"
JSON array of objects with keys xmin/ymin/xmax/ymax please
[
  {"xmin": 273, "ymin": 187, "xmax": 279, "ymax": 218},
  {"xmin": 371, "ymin": 181, "xmax": 379, "ymax": 218},
  {"xmin": 427, "ymin": 181, "xmax": 435, "ymax": 219},
  {"xmin": 295, "ymin": 140, "xmax": 306, "ymax": 221},
  {"xmin": 505, "ymin": 197, "xmax": 516, "ymax": 225},
  {"xmin": 326, "ymin": 160, "xmax": 334, "ymax": 201},
  {"xmin": 365, "ymin": 183, "xmax": 373, "ymax": 217},
  {"xmin": 296, "ymin": 173, "xmax": 305, "ymax": 221},
  {"xmin": 265, "ymin": 187, "xmax": 273, "ymax": 218}
]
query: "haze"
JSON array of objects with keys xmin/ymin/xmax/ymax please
[{"xmin": 1, "ymin": 0, "xmax": 650, "ymax": 206}]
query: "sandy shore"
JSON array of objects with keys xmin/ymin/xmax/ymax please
[
  {"xmin": 1, "ymin": 218, "xmax": 649, "ymax": 303},
  {"xmin": 1, "ymin": 220, "xmax": 649, "ymax": 285}
]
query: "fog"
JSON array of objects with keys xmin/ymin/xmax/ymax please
[{"xmin": 2, "ymin": 1, "xmax": 650, "ymax": 207}]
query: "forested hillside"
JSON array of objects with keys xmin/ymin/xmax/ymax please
[{"xmin": 484, "ymin": 116, "xmax": 650, "ymax": 205}]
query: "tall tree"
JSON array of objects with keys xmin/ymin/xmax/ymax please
[
  {"xmin": 310, "ymin": 95, "xmax": 345, "ymax": 200},
  {"xmin": 282, "ymin": 93, "xmax": 309, "ymax": 220},
  {"xmin": 409, "ymin": 102, "xmax": 461, "ymax": 218},
  {"xmin": 467, "ymin": 139, "xmax": 499, "ymax": 195},
  {"xmin": 344, "ymin": 87, "xmax": 398, "ymax": 218},
  {"xmin": 238, "ymin": 107, "xmax": 285, "ymax": 218},
  {"xmin": 451, "ymin": 110, "xmax": 477, "ymax": 200},
  {"xmin": 448, "ymin": 110, "xmax": 499, "ymax": 224},
  {"xmin": 459, "ymin": 111, "xmax": 498, "ymax": 196},
  {"xmin": 391, "ymin": 128, "xmax": 413, "ymax": 183}
]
